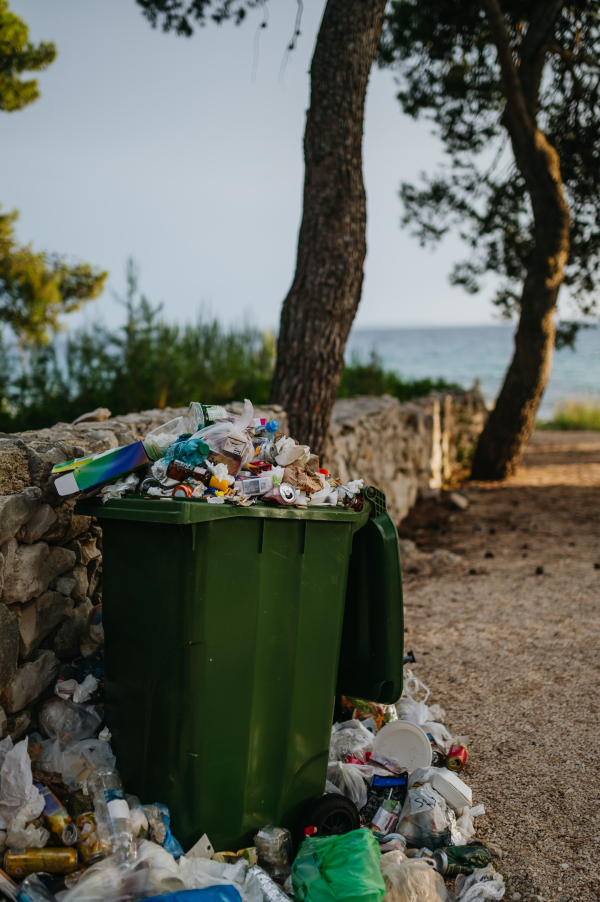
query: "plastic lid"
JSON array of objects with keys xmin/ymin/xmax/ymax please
[
  {"xmin": 265, "ymin": 419, "xmax": 279, "ymax": 434},
  {"xmin": 372, "ymin": 721, "xmax": 433, "ymax": 772}
]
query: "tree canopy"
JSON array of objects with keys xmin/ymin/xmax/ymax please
[
  {"xmin": 0, "ymin": 0, "xmax": 56, "ymax": 111},
  {"xmin": 379, "ymin": 0, "xmax": 600, "ymax": 347},
  {"xmin": 0, "ymin": 1, "xmax": 106, "ymax": 356},
  {"xmin": 0, "ymin": 208, "xmax": 106, "ymax": 353}
]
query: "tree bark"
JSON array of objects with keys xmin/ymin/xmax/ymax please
[
  {"xmin": 471, "ymin": 0, "xmax": 571, "ymax": 480},
  {"xmin": 269, "ymin": 0, "xmax": 387, "ymax": 455}
]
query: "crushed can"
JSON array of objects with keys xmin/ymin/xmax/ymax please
[
  {"xmin": 446, "ymin": 742, "xmax": 468, "ymax": 772},
  {"xmin": 34, "ymin": 783, "xmax": 79, "ymax": 847},
  {"xmin": 261, "ymin": 484, "xmax": 297, "ymax": 505},
  {"xmin": 433, "ymin": 843, "xmax": 492, "ymax": 876},
  {"xmin": 75, "ymin": 813, "xmax": 102, "ymax": 865},
  {"xmin": 4, "ymin": 848, "xmax": 78, "ymax": 878}
]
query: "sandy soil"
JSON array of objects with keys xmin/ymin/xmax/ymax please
[{"xmin": 397, "ymin": 431, "xmax": 600, "ymax": 902}]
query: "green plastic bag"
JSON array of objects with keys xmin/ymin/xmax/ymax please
[{"xmin": 292, "ymin": 829, "xmax": 386, "ymax": 902}]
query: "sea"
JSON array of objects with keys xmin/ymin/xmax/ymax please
[{"xmin": 345, "ymin": 324, "xmax": 600, "ymax": 419}]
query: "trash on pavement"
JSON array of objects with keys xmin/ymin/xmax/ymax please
[
  {"xmin": 380, "ymin": 851, "xmax": 452, "ymax": 902},
  {"xmin": 454, "ymin": 864, "xmax": 505, "ymax": 901},
  {"xmin": 253, "ymin": 826, "xmax": 293, "ymax": 884},
  {"xmin": 432, "ymin": 842, "xmax": 492, "ymax": 877}
]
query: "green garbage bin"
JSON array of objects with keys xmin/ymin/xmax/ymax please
[{"xmin": 82, "ymin": 487, "xmax": 403, "ymax": 852}]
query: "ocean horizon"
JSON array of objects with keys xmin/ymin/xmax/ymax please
[{"xmin": 346, "ymin": 323, "xmax": 600, "ymax": 420}]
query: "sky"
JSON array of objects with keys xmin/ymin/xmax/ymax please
[{"xmin": 6, "ymin": 0, "xmax": 501, "ymax": 333}]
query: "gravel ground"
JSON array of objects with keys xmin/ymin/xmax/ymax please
[{"xmin": 397, "ymin": 431, "xmax": 600, "ymax": 902}]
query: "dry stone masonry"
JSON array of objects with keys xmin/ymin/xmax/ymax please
[{"xmin": 0, "ymin": 389, "xmax": 484, "ymax": 743}]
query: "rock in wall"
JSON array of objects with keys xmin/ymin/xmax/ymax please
[{"xmin": 0, "ymin": 391, "xmax": 483, "ymax": 738}]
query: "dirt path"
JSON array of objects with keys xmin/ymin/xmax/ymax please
[{"xmin": 397, "ymin": 431, "xmax": 600, "ymax": 902}]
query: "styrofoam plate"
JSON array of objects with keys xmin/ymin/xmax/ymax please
[{"xmin": 372, "ymin": 721, "xmax": 432, "ymax": 772}]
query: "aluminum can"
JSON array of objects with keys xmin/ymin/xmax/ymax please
[
  {"xmin": 446, "ymin": 742, "xmax": 468, "ymax": 772},
  {"xmin": 4, "ymin": 848, "xmax": 78, "ymax": 877},
  {"xmin": 262, "ymin": 484, "xmax": 297, "ymax": 505},
  {"xmin": 433, "ymin": 843, "xmax": 491, "ymax": 876},
  {"xmin": 75, "ymin": 812, "xmax": 102, "ymax": 864}
]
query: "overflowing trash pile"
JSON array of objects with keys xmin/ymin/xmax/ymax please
[
  {"xmin": 0, "ymin": 646, "xmax": 505, "ymax": 902},
  {"xmin": 0, "ymin": 398, "xmax": 503, "ymax": 902},
  {"xmin": 51, "ymin": 401, "xmax": 364, "ymax": 509}
]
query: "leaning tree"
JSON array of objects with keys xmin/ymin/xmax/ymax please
[
  {"xmin": 137, "ymin": 0, "xmax": 387, "ymax": 456},
  {"xmin": 380, "ymin": 0, "xmax": 600, "ymax": 479}
]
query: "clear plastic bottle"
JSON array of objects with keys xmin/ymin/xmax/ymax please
[
  {"xmin": 17, "ymin": 874, "xmax": 57, "ymax": 902},
  {"xmin": 87, "ymin": 766, "xmax": 133, "ymax": 861},
  {"xmin": 252, "ymin": 439, "xmax": 278, "ymax": 464}
]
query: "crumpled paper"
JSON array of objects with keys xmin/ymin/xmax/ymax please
[
  {"xmin": 275, "ymin": 436, "xmax": 311, "ymax": 468},
  {"xmin": 101, "ymin": 473, "xmax": 139, "ymax": 503},
  {"xmin": 55, "ymin": 674, "xmax": 99, "ymax": 704},
  {"xmin": 0, "ymin": 739, "xmax": 45, "ymax": 834}
]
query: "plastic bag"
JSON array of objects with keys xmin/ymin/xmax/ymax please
[
  {"xmin": 145, "ymin": 404, "xmax": 205, "ymax": 459},
  {"xmin": 177, "ymin": 857, "xmax": 260, "ymax": 902},
  {"xmin": 395, "ymin": 783, "xmax": 452, "ymax": 850},
  {"xmin": 38, "ymin": 697, "xmax": 103, "ymax": 745},
  {"xmin": 192, "ymin": 399, "xmax": 254, "ymax": 476},
  {"xmin": 165, "ymin": 437, "xmax": 210, "ymax": 467},
  {"xmin": 127, "ymin": 794, "xmax": 149, "ymax": 839},
  {"xmin": 380, "ymin": 853, "xmax": 451, "ymax": 902},
  {"xmin": 254, "ymin": 825, "xmax": 293, "ymax": 883},
  {"xmin": 455, "ymin": 804, "xmax": 486, "ymax": 843},
  {"xmin": 329, "ymin": 720, "xmax": 374, "ymax": 762},
  {"xmin": 61, "ymin": 738, "xmax": 116, "ymax": 791},
  {"xmin": 292, "ymin": 829, "xmax": 386, "ymax": 902},
  {"xmin": 326, "ymin": 762, "xmax": 374, "ymax": 810},
  {"xmin": 454, "ymin": 864, "xmax": 505, "ymax": 902},
  {"xmin": 143, "ymin": 803, "xmax": 185, "ymax": 859},
  {"xmin": 396, "ymin": 672, "xmax": 446, "ymax": 727},
  {"xmin": 144, "ymin": 889, "xmax": 243, "ymax": 902}
]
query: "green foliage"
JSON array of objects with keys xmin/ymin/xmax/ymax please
[
  {"xmin": 379, "ymin": 0, "xmax": 600, "ymax": 347},
  {"xmin": 0, "ymin": 0, "xmax": 56, "ymax": 111},
  {"xmin": 538, "ymin": 397, "xmax": 600, "ymax": 430},
  {"xmin": 135, "ymin": 0, "xmax": 262, "ymax": 34},
  {"xmin": 0, "ymin": 208, "xmax": 107, "ymax": 353},
  {"xmin": 0, "ymin": 265, "xmax": 460, "ymax": 432},
  {"xmin": 0, "ymin": 4, "xmax": 106, "ymax": 356},
  {"xmin": 0, "ymin": 261, "xmax": 276, "ymax": 432},
  {"xmin": 337, "ymin": 350, "xmax": 461, "ymax": 402}
]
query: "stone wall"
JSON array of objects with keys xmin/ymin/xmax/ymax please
[{"xmin": 0, "ymin": 389, "xmax": 484, "ymax": 742}]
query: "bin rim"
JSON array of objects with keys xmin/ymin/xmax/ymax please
[{"xmin": 76, "ymin": 494, "xmax": 373, "ymax": 527}]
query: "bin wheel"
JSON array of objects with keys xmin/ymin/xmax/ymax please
[{"xmin": 301, "ymin": 793, "xmax": 360, "ymax": 838}]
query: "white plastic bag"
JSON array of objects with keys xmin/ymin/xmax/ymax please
[
  {"xmin": 326, "ymin": 762, "xmax": 374, "ymax": 810},
  {"xmin": 455, "ymin": 864, "xmax": 505, "ymax": 901},
  {"xmin": 396, "ymin": 671, "xmax": 446, "ymax": 727},
  {"xmin": 0, "ymin": 739, "xmax": 45, "ymax": 831},
  {"xmin": 61, "ymin": 738, "xmax": 116, "ymax": 791},
  {"xmin": 192, "ymin": 399, "xmax": 254, "ymax": 476},
  {"xmin": 395, "ymin": 783, "xmax": 453, "ymax": 850},
  {"xmin": 456, "ymin": 804, "xmax": 486, "ymax": 843},
  {"xmin": 380, "ymin": 852, "xmax": 452, "ymax": 902},
  {"xmin": 38, "ymin": 697, "xmax": 103, "ymax": 744},
  {"xmin": 329, "ymin": 720, "xmax": 374, "ymax": 761}
]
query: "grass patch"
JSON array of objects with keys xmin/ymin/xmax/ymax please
[{"xmin": 538, "ymin": 398, "xmax": 600, "ymax": 430}]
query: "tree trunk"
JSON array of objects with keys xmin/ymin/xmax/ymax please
[
  {"xmin": 472, "ymin": 0, "xmax": 571, "ymax": 480},
  {"xmin": 269, "ymin": 0, "xmax": 387, "ymax": 455}
]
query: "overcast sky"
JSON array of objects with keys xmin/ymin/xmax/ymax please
[{"xmin": 6, "ymin": 0, "xmax": 500, "ymax": 333}]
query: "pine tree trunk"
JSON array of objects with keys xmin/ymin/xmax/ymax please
[
  {"xmin": 471, "ymin": 137, "xmax": 570, "ymax": 480},
  {"xmin": 269, "ymin": 0, "xmax": 387, "ymax": 456}
]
